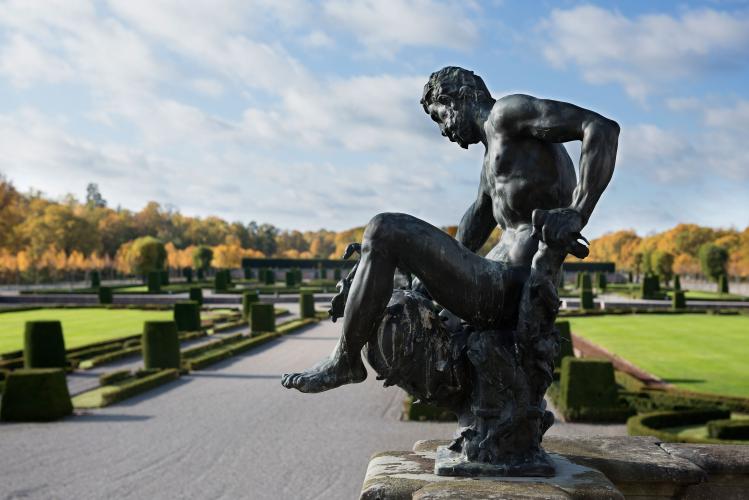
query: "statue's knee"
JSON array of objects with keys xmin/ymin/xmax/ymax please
[{"xmin": 364, "ymin": 212, "xmax": 398, "ymax": 245}]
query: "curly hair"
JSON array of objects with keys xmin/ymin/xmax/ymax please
[{"xmin": 420, "ymin": 66, "xmax": 493, "ymax": 113}]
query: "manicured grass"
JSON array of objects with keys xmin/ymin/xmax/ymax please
[
  {"xmin": 676, "ymin": 290, "xmax": 748, "ymax": 302},
  {"xmin": 568, "ymin": 314, "xmax": 749, "ymax": 398},
  {"xmin": 0, "ymin": 308, "xmax": 172, "ymax": 354}
]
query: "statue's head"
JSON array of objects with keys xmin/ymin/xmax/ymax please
[{"xmin": 421, "ymin": 66, "xmax": 493, "ymax": 148}]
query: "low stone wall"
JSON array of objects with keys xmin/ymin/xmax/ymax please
[{"xmin": 360, "ymin": 437, "xmax": 748, "ymax": 499}]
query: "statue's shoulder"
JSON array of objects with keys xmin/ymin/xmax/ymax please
[{"xmin": 489, "ymin": 94, "xmax": 540, "ymax": 133}]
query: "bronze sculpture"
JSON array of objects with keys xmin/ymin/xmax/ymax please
[{"xmin": 282, "ymin": 67, "xmax": 619, "ymax": 476}]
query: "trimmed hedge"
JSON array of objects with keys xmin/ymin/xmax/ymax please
[
  {"xmin": 0, "ymin": 368, "xmax": 73, "ymax": 421},
  {"xmin": 147, "ymin": 271, "xmax": 161, "ymax": 293},
  {"xmin": 300, "ymin": 292, "xmax": 315, "ymax": 319},
  {"xmin": 558, "ymin": 357, "xmax": 632, "ymax": 422},
  {"xmin": 672, "ymin": 290, "xmax": 686, "ymax": 310},
  {"xmin": 242, "ymin": 291, "xmax": 260, "ymax": 321},
  {"xmin": 73, "ymin": 369, "xmax": 179, "ymax": 409},
  {"xmin": 554, "ymin": 321, "xmax": 573, "ymax": 367},
  {"xmin": 142, "ymin": 321, "xmax": 180, "ymax": 370},
  {"xmin": 24, "ymin": 320, "xmax": 67, "ymax": 369},
  {"xmin": 580, "ymin": 273, "xmax": 592, "ymax": 291},
  {"xmin": 173, "ymin": 301, "xmax": 201, "ymax": 332},
  {"xmin": 707, "ymin": 419, "xmax": 749, "ymax": 440},
  {"xmin": 580, "ymin": 289, "xmax": 594, "ymax": 310},
  {"xmin": 595, "ymin": 272, "xmax": 607, "ymax": 291},
  {"xmin": 189, "ymin": 286, "xmax": 203, "ymax": 305},
  {"xmin": 214, "ymin": 270, "xmax": 229, "ymax": 291},
  {"xmin": 160, "ymin": 270, "xmax": 169, "ymax": 286},
  {"xmin": 627, "ymin": 408, "xmax": 733, "ymax": 444},
  {"xmin": 251, "ymin": 303, "xmax": 275, "ymax": 333},
  {"xmin": 264, "ymin": 269, "xmax": 275, "ymax": 285},
  {"xmin": 99, "ymin": 369, "xmax": 132, "ymax": 385},
  {"xmin": 719, "ymin": 274, "xmax": 729, "ymax": 294},
  {"xmin": 182, "ymin": 266, "xmax": 193, "ymax": 283},
  {"xmin": 673, "ymin": 274, "xmax": 681, "ymax": 291},
  {"xmin": 90, "ymin": 270, "xmax": 101, "ymax": 288},
  {"xmin": 98, "ymin": 286, "xmax": 113, "ymax": 304},
  {"xmin": 243, "ymin": 267, "xmax": 252, "ymax": 280},
  {"xmin": 285, "ymin": 270, "xmax": 297, "ymax": 287}
]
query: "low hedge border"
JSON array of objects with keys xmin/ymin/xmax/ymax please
[
  {"xmin": 184, "ymin": 317, "xmax": 318, "ymax": 370},
  {"xmin": 626, "ymin": 408, "xmax": 749, "ymax": 444},
  {"xmin": 707, "ymin": 419, "xmax": 749, "ymax": 440},
  {"xmin": 79, "ymin": 346, "xmax": 141, "ymax": 369},
  {"xmin": 72, "ymin": 368, "xmax": 180, "ymax": 409}
]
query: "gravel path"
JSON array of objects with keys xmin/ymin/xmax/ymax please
[{"xmin": 1, "ymin": 320, "xmax": 625, "ymax": 500}]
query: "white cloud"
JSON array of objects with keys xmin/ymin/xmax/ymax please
[
  {"xmin": 301, "ymin": 30, "xmax": 335, "ymax": 49},
  {"xmin": 323, "ymin": 0, "xmax": 478, "ymax": 57},
  {"xmin": 538, "ymin": 5, "xmax": 749, "ymax": 101},
  {"xmin": 191, "ymin": 78, "xmax": 224, "ymax": 97}
]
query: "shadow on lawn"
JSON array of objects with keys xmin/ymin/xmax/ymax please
[{"xmin": 662, "ymin": 378, "xmax": 706, "ymax": 385}]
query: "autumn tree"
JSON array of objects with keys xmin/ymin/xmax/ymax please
[
  {"xmin": 127, "ymin": 236, "xmax": 167, "ymax": 275},
  {"xmin": 650, "ymin": 250, "xmax": 675, "ymax": 286},
  {"xmin": 698, "ymin": 244, "xmax": 729, "ymax": 282},
  {"xmin": 193, "ymin": 245, "xmax": 214, "ymax": 272}
]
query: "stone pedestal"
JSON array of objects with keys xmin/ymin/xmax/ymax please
[{"xmin": 360, "ymin": 437, "xmax": 749, "ymax": 499}]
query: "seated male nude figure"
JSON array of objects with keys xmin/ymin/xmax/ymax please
[{"xmin": 282, "ymin": 67, "xmax": 619, "ymax": 394}]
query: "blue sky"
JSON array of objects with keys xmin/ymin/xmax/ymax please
[{"xmin": 0, "ymin": 0, "xmax": 748, "ymax": 238}]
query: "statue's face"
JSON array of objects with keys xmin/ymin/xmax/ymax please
[{"xmin": 426, "ymin": 97, "xmax": 476, "ymax": 149}]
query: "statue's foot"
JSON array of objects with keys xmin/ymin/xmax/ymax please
[{"xmin": 281, "ymin": 357, "xmax": 367, "ymax": 393}]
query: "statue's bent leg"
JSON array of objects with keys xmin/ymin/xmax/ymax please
[{"xmin": 281, "ymin": 212, "xmax": 524, "ymax": 394}]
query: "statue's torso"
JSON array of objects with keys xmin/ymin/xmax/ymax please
[{"xmin": 482, "ymin": 127, "xmax": 576, "ymax": 267}]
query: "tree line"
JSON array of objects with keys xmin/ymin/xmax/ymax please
[{"xmin": 0, "ymin": 175, "xmax": 746, "ymax": 283}]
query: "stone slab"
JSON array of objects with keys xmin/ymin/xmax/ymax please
[
  {"xmin": 360, "ymin": 446, "xmax": 622, "ymax": 500},
  {"xmin": 543, "ymin": 436, "xmax": 706, "ymax": 497}
]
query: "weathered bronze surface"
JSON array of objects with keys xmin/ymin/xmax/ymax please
[{"xmin": 282, "ymin": 66, "xmax": 619, "ymax": 476}]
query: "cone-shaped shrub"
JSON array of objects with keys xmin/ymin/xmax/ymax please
[
  {"xmin": 673, "ymin": 274, "xmax": 681, "ymax": 291},
  {"xmin": 243, "ymin": 267, "xmax": 252, "ymax": 280},
  {"xmin": 0, "ymin": 369, "xmax": 72, "ymax": 421},
  {"xmin": 98, "ymin": 286, "xmax": 113, "ymax": 305},
  {"xmin": 90, "ymin": 270, "xmax": 100, "ymax": 288},
  {"xmin": 264, "ymin": 269, "xmax": 275, "ymax": 285},
  {"xmin": 251, "ymin": 303, "xmax": 275, "ymax": 333},
  {"xmin": 300, "ymin": 292, "xmax": 315, "ymax": 319},
  {"xmin": 214, "ymin": 270, "xmax": 228, "ymax": 291},
  {"xmin": 334, "ymin": 268, "xmax": 342, "ymax": 281},
  {"xmin": 182, "ymin": 267, "xmax": 193, "ymax": 283},
  {"xmin": 147, "ymin": 271, "xmax": 161, "ymax": 293},
  {"xmin": 225, "ymin": 269, "xmax": 232, "ymax": 285},
  {"xmin": 24, "ymin": 321, "xmax": 66, "ymax": 368},
  {"xmin": 719, "ymin": 274, "xmax": 729, "ymax": 294},
  {"xmin": 142, "ymin": 321, "xmax": 180, "ymax": 369},
  {"xmin": 294, "ymin": 268, "xmax": 303, "ymax": 284},
  {"xmin": 242, "ymin": 291, "xmax": 260, "ymax": 321},
  {"xmin": 174, "ymin": 301, "xmax": 201, "ymax": 332},
  {"xmin": 189, "ymin": 286, "xmax": 203, "ymax": 306},
  {"xmin": 196, "ymin": 268, "xmax": 205, "ymax": 281},
  {"xmin": 580, "ymin": 289, "xmax": 594, "ymax": 310},
  {"xmin": 554, "ymin": 321, "xmax": 573, "ymax": 367},
  {"xmin": 672, "ymin": 290, "xmax": 686, "ymax": 310},
  {"xmin": 160, "ymin": 270, "xmax": 169, "ymax": 286},
  {"xmin": 318, "ymin": 264, "xmax": 327, "ymax": 279}
]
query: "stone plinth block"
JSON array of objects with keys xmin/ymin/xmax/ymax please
[{"xmin": 360, "ymin": 441, "xmax": 621, "ymax": 500}]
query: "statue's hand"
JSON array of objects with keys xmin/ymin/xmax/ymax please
[{"xmin": 531, "ymin": 208, "xmax": 589, "ymax": 258}]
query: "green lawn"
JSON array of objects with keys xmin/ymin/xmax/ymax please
[
  {"xmin": 0, "ymin": 308, "xmax": 172, "ymax": 354},
  {"xmin": 567, "ymin": 314, "xmax": 749, "ymax": 398}
]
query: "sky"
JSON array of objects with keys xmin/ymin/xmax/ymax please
[{"xmin": 0, "ymin": 0, "xmax": 748, "ymax": 238}]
